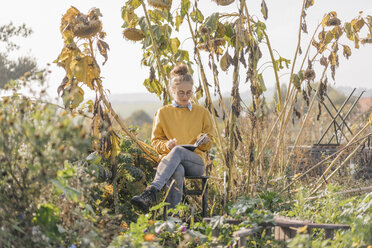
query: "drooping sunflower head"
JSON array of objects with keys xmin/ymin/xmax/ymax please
[
  {"xmin": 148, "ymin": 0, "xmax": 172, "ymax": 9},
  {"xmin": 60, "ymin": 7, "xmax": 103, "ymax": 40},
  {"xmin": 200, "ymin": 26, "xmax": 209, "ymax": 35},
  {"xmin": 212, "ymin": 0, "xmax": 235, "ymax": 6},
  {"xmin": 123, "ymin": 28, "xmax": 145, "ymax": 42},
  {"xmin": 213, "ymin": 38, "xmax": 226, "ymax": 46},
  {"xmin": 327, "ymin": 17, "xmax": 341, "ymax": 26},
  {"xmin": 304, "ymin": 68, "xmax": 316, "ymax": 81},
  {"xmin": 361, "ymin": 37, "xmax": 372, "ymax": 44},
  {"xmin": 73, "ymin": 16, "xmax": 102, "ymax": 38}
]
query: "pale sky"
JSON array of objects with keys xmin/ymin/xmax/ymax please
[{"xmin": 1, "ymin": 0, "xmax": 372, "ymax": 101}]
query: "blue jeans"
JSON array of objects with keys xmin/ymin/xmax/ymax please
[{"xmin": 150, "ymin": 146, "xmax": 204, "ymax": 209}]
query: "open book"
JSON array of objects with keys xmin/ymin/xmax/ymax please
[{"xmin": 181, "ymin": 134, "xmax": 208, "ymax": 152}]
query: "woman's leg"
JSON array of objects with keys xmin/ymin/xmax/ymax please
[
  {"xmin": 151, "ymin": 146, "xmax": 204, "ymax": 191},
  {"xmin": 132, "ymin": 146, "xmax": 203, "ymax": 211},
  {"xmin": 165, "ymin": 157, "xmax": 205, "ymax": 209},
  {"xmin": 165, "ymin": 164, "xmax": 185, "ymax": 209}
]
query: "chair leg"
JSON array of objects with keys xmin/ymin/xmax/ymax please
[
  {"xmin": 163, "ymin": 205, "xmax": 167, "ymax": 221},
  {"xmin": 202, "ymin": 178, "xmax": 208, "ymax": 217}
]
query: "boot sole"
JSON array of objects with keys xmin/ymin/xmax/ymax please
[{"xmin": 131, "ymin": 198, "xmax": 150, "ymax": 212}]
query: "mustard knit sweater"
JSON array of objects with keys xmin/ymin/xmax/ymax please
[{"xmin": 151, "ymin": 104, "xmax": 214, "ymax": 165}]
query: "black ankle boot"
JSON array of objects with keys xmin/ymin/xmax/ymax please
[{"xmin": 131, "ymin": 186, "xmax": 159, "ymax": 212}]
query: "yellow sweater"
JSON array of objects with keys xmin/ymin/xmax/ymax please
[{"xmin": 151, "ymin": 104, "xmax": 214, "ymax": 165}]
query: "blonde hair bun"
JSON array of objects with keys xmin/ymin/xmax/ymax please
[
  {"xmin": 170, "ymin": 64, "xmax": 193, "ymax": 88},
  {"xmin": 170, "ymin": 64, "xmax": 189, "ymax": 77}
]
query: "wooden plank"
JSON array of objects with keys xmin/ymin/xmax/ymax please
[
  {"xmin": 233, "ymin": 227, "xmax": 262, "ymax": 237},
  {"xmin": 238, "ymin": 236, "xmax": 246, "ymax": 247},
  {"xmin": 202, "ymin": 218, "xmax": 243, "ymax": 225},
  {"xmin": 274, "ymin": 217, "xmax": 350, "ymax": 230},
  {"xmin": 204, "ymin": 216, "xmax": 349, "ymax": 242},
  {"xmin": 274, "ymin": 226, "xmax": 280, "ymax": 240}
]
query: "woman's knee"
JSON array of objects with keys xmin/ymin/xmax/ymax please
[{"xmin": 172, "ymin": 145, "xmax": 184, "ymax": 153}]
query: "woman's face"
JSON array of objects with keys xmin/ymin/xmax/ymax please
[{"xmin": 172, "ymin": 82, "xmax": 193, "ymax": 107}]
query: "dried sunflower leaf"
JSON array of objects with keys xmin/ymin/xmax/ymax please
[
  {"xmin": 97, "ymin": 39, "xmax": 110, "ymax": 65},
  {"xmin": 261, "ymin": 0, "xmax": 268, "ymax": 20},
  {"xmin": 342, "ymin": 45, "xmax": 352, "ymax": 59}
]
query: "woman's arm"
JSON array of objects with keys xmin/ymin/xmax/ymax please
[{"xmin": 196, "ymin": 109, "xmax": 214, "ymax": 152}]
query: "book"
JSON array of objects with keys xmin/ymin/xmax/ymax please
[{"xmin": 181, "ymin": 134, "xmax": 208, "ymax": 152}]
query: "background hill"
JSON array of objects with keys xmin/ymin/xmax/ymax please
[{"xmin": 110, "ymin": 86, "xmax": 372, "ymax": 119}]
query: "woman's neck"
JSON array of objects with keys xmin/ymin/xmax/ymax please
[{"xmin": 175, "ymin": 100, "xmax": 189, "ymax": 107}]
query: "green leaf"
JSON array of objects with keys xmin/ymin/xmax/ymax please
[
  {"xmin": 254, "ymin": 21, "xmax": 266, "ymax": 42},
  {"xmin": 224, "ymin": 23, "xmax": 235, "ymax": 46},
  {"xmin": 86, "ymin": 151, "xmax": 102, "ymax": 164},
  {"xmin": 51, "ymin": 179, "xmax": 81, "ymax": 202},
  {"xmin": 33, "ymin": 203, "xmax": 60, "ymax": 239},
  {"xmin": 261, "ymin": 0, "xmax": 268, "ymax": 20},
  {"xmin": 175, "ymin": 12, "xmax": 183, "ymax": 31},
  {"xmin": 257, "ymin": 73, "xmax": 266, "ymax": 92},
  {"xmin": 176, "ymin": 49, "xmax": 190, "ymax": 62},
  {"xmin": 292, "ymin": 71, "xmax": 304, "ymax": 90},
  {"xmin": 293, "ymin": 74, "xmax": 301, "ymax": 90},
  {"xmin": 298, "ymin": 70, "xmax": 304, "ymax": 81},
  {"xmin": 169, "ymin": 37, "xmax": 180, "ymax": 54},
  {"xmin": 181, "ymin": 0, "xmax": 191, "ymax": 18},
  {"xmin": 143, "ymin": 78, "xmax": 162, "ymax": 99},
  {"xmin": 152, "ymin": 25, "xmax": 162, "ymax": 42},
  {"xmin": 150, "ymin": 202, "xmax": 169, "ymax": 212},
  {"xmin": 34, "ymin": 203, "xmax": 60, "ymax": 227},
  {"xmin": 149, "ymin": 9, "xmax": 167, "ymax": 24},
  {"xmin": 205, "ymin": 13, "xmax": 219, "ymax": 33},
  {"xmin": 190, "ymin": 8, "xmax": 204, "ymax": 23},
  {"xmin": 275, "ymin": 57, "xmax": 291, "ymax": 71},
  {"xmin": 128, "ymin": 0, "xmax": 142, "ymax": 9},
  {"xmin": 138, "ymin": 17, "xmax": 148, "ymax": 33}
]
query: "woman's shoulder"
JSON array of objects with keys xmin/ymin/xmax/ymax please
[
  {"xmin": 192, "ymin": 104, "xmax": 209, "ymax": 113},
  {"xmin": 155, "ymin": 104, "xmax": 174, "ymax": 115}
]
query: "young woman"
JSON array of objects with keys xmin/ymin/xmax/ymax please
[{"xmin": 131, "ymin": 64, "xmax": 214, "ymax": 212}]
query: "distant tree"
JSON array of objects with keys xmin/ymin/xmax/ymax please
[
  {"xmin": 0, "ymin": 54, "xmax": 37, "ymax": 87},
  {"xmin": 0, "ymin": 22, "xmax": 37, "ymax": 88},
  {"xmin": 125, "ymin": 110, "xmax": 153, "ymax": 127},
  {"xmin": 326, "ymin": 85, "xmax": 347, "ymax": 106},
  {"xmin": 272, "ymin": 83, "xmax": 288, "ymax": 111}
]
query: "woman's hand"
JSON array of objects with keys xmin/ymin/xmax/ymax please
[
  {"xmin": 201, "ymin": 135, "xmax": 209, "ymax": 145},
  {"xmin": 166, "ymin": 138, "xmax": 178, "ymax": 150}
]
